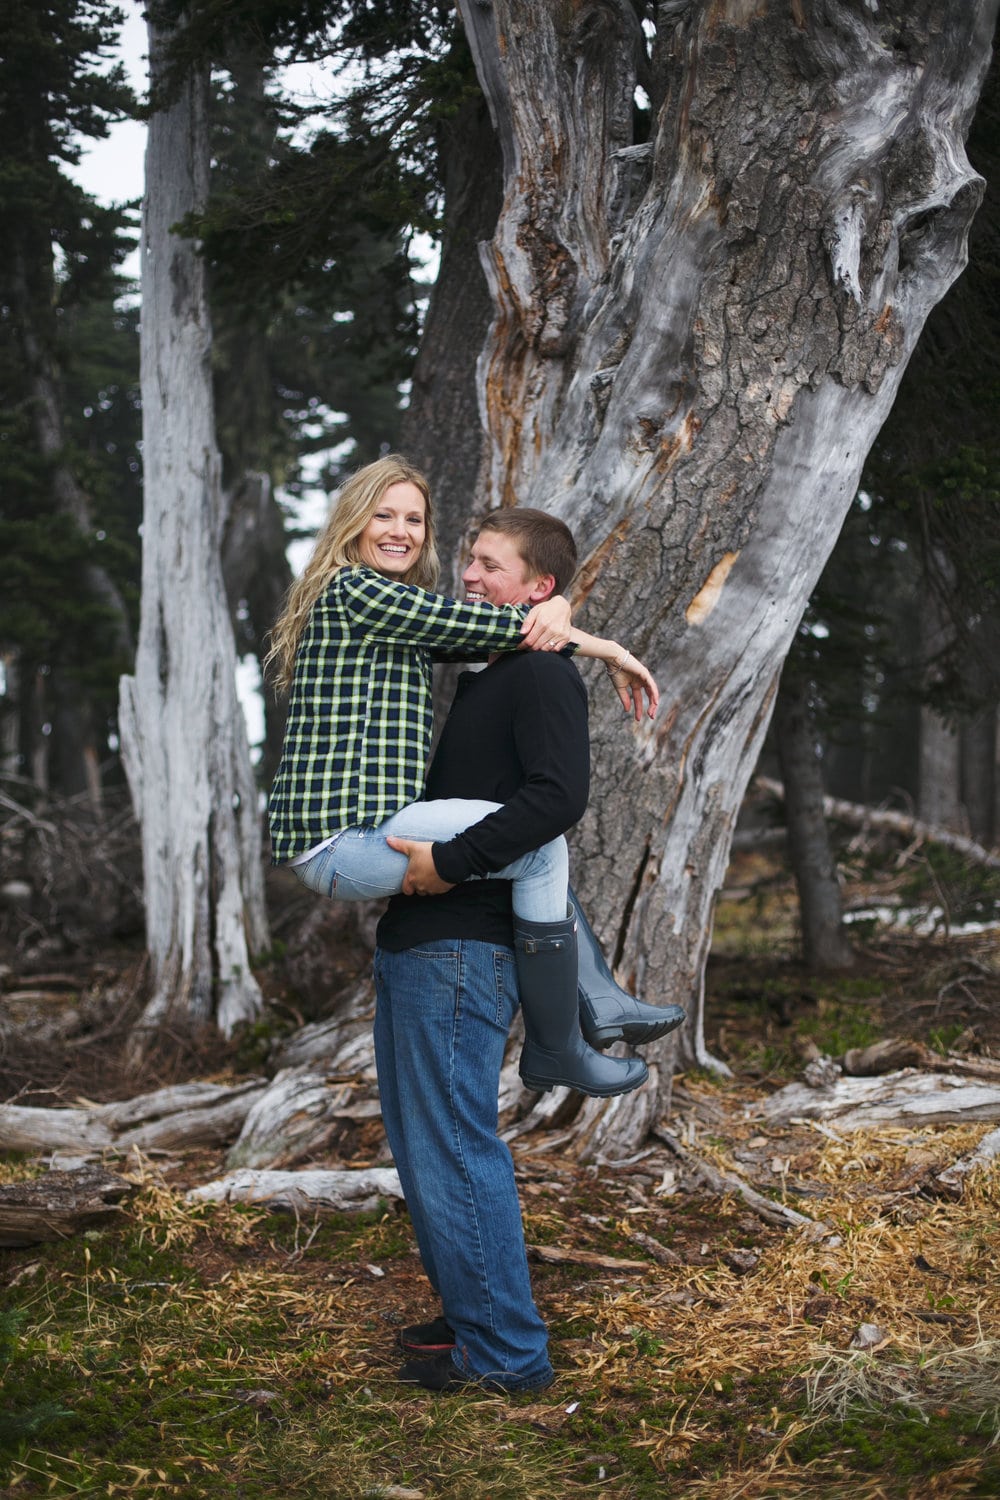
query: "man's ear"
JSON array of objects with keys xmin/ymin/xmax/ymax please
[{"xmin": 527, "ymin": 573, "xmax": 557, "ymax": 602}]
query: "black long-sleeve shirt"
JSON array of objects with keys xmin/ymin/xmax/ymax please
[{"xmin": 375, "ymin": 651, "xmax": 589, "ymax": 951}]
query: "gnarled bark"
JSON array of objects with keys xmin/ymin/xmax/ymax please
[
  {"xmin": 456, "ymin": 0, "xmax": 998, "ymax": 1154},
  {"xmin": 226, "ymin": 1065, "xmax": 382, "ymax": 1171}
]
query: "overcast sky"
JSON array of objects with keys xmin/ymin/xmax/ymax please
[{"xmin": 69, "ymin": 1, "xmax": 148, "ymax": 210}]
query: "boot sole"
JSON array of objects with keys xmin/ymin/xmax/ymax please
[
  {"xmin": 583, "ymin": 1011, "xmax": 687, "ymax": 1049},
  {"xmin": 519, "ymin": 1067, "xmax": 649, "ymax": 1097}
]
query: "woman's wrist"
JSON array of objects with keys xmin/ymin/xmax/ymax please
[
  {"xmin": 567, "ymin": 629, "xmax": 631, "ymax": 666},
  {"xmin": 604, "ymin": 644, "xmax": 633, "ymax": 675}
]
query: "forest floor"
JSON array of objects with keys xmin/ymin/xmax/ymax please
[{"xmin": 1, "ymin": 832, "xmax": 999, "ymax": 1498}]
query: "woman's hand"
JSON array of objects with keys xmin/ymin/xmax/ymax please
[
  {"xmin": 519, "ymin": 594, "xmax": 572, "ymax": 651},
  {"xmin": 568, "ymin": 629, "xmax": 659, "ymax": 720},
  {"xmin": 604, "ymin": 649, "xmax": 659, "ymax": 722}
]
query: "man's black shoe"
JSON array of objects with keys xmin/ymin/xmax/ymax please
[
  {"xmin": 397, "ymin": 1315, "xmax": 455, "ymax": 1356},
  {"xmin": 396, "ymin": 1349, "xmax": 555, "ymax": 1394},
  {"xmin": 397, "ymin": 1349, "xmax": 470, "ymax": 1390}
]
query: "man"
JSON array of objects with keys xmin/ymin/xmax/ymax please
[{"xmin": 374, "ymin": 509, "xmax": 680, "ymax": 1393}]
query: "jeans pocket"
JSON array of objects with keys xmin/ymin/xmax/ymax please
[
  {"xmin": 292, "ymin": 834, "xmax": 347, "ymax": 897},
  {"xmin": 491, "ymin": 948, "xmax": 518, "ymax": 1030}
]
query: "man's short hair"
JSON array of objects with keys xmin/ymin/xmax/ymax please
[{"xmin": 477, "ymin": 508, "xmax": 578, "ymax": 595}]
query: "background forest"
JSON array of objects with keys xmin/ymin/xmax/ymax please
[{"xmin": 2, "ymin": 5, "xmax": 1000, "ymax": 1496}]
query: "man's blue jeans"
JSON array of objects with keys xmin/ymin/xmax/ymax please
[{"xmin": 373, "ymin": 940, "xmax": 554, "ymax": 1391}]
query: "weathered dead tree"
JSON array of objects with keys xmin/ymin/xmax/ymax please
[
  {"xmin": 456, "ymin": 0, "xmax": 998, "ymax": 1153},
  {"xmin": 118, "ymin": 10, "xmax": 269, "ymax": 1049}
]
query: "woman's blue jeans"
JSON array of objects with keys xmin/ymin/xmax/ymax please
[
  {"xmin": 291, "ymin": 798, "xmax": 568, "ymax": 922},
  {"xmin": 373, "ymin": 940, "xmax": 553, "ymax": 1390}
]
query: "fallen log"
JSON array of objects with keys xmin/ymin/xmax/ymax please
[
  {"xmin": 0, "ymin": 1079, "xmax": 267, "ymax": 1156},
  {"xmin": 226, "ymin": 1066, "xmax": 382, "ymax": 1171},
  {"xmin": 755, "ymin": 776, "xmax": 1000, "ymax": 870},
  {"xmin": 188, "ymin": 1166, "xmax": 403, "ymax": 1214},
  {"xmin": 0, "ymin": 1166, "xmax": 135, "ymax": 1247},
  {"xmin": 842, "ymin": 1038, "xmax": 1000, "ymax": 1082},
  {"xmin": 841, "ymin": 1039, "xmax": 938, "ymax": 1076},
  {"xmin": 933, "ymin": 1125, "xmax": 1000, "ymax": 1198},
  {"xmin": 758, "ymin": 1069, "xmax": 1000, "ymax": 1130}
]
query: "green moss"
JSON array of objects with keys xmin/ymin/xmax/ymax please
[
  {"xmin": 799, "ymin": 1001, "xmax": 882, "ymax": 1057},
  {"xmin": 928, "ymin": 1021, "xmax": 973, "ymax": 1055},
  {"xmin": 0, "ymin": 1309, "xmax": 75, "ymax": 1456},
  {"xmin": 790, "ymin": 1405, "xmax": 1000, "ymax": 1482}
]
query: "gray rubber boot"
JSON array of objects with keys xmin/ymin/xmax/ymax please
[
  {"xmin": 514, "ymin": 911, "xmax": 649, "ymax": 1097},
  {"xmin": 571, "ymin": 889, "xmax": 686, "ymax": 1049}
]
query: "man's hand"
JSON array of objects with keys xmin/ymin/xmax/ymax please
[{"xmin": 385, "ymin": 836, "xmax": 456, "ymax": 896}]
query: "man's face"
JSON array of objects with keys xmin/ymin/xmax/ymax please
[{"xmin": 462, "ymin": 531, "xmax": 554, "ymax": 606}]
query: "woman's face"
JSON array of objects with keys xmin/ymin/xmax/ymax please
[{"xmin": 357, "ymin": 481, "xmax": 428, "ymax": 576}]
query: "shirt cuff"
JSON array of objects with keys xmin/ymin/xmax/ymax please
[{"xmin": 431, "ymin": 838, "xmax": 473, "ymax": 886}]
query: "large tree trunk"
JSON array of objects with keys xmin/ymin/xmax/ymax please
[
  {"xmin": 220, "ymin": 468, "xmax": 291, "ymax": 787},
  {"xmin": 456, "ymin": 0, "xmax": 997, "ymax": 1151},
  {"xmin": 920, "ymin": 706, "xmax": 964, "ymax": 831},
  {"xmin": 397, "ymin": 65, "xmax": 505, "ymax": 742},
  {"xmin": 118, "ymin": 12, "xmax": 269, "ymax": 1046},
  {"xmin": 958, "ymin": 617, "xmax": 999, "ymax": 847}
]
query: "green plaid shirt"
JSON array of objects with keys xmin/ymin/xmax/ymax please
[{"xmin": 267, "ymin": 566, "xmax": 529, "ymax": 864}]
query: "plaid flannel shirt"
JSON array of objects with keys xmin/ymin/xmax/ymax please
[{"xmin": 267, "ymin": 566, "xmax": 530, "ymax": 864}]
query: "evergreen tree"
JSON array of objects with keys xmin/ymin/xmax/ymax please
[{"xmin": 0, "ymin": 0, "xmax": 138, "ymax": 802}]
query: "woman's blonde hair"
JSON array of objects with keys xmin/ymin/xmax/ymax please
[{"xmin": 266, "ymin": 454, "xmax": 439, "ymax": 691}]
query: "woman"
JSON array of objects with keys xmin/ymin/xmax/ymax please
[{"xmin": 267, "ymin": 455, "xmax": 660, "ymax": 1096}]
